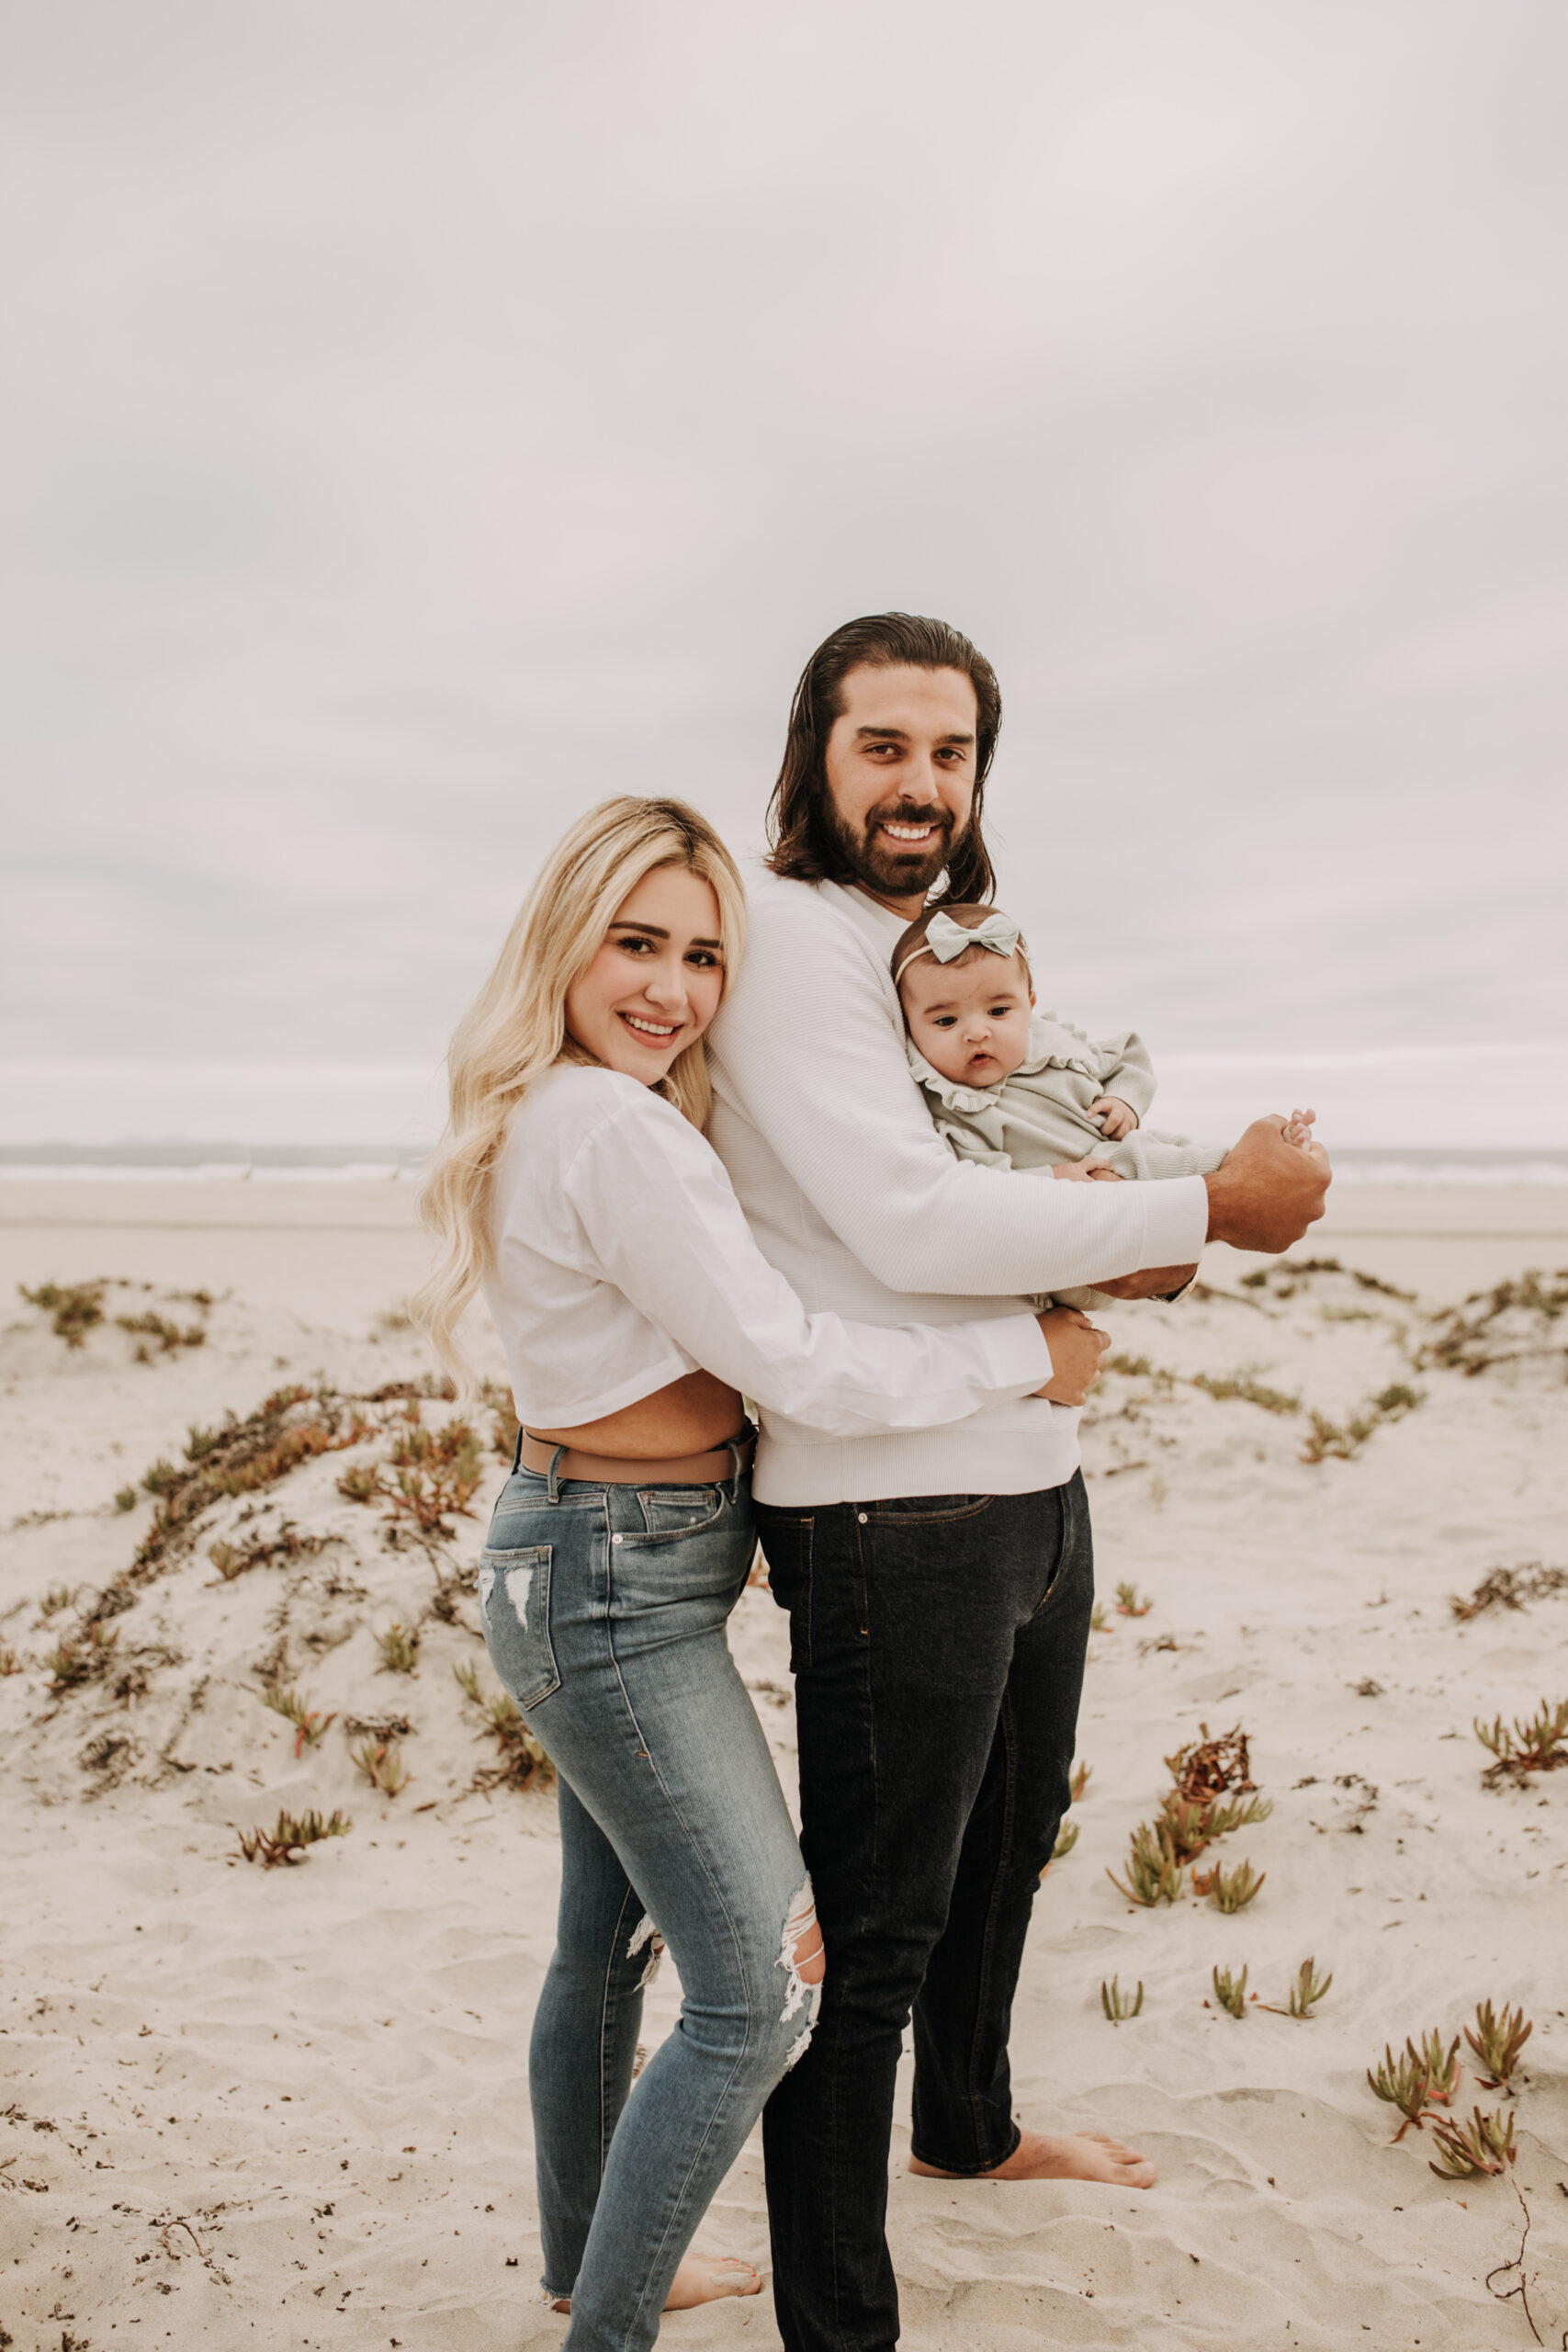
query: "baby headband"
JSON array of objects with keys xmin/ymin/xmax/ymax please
[{"xmin": 894, "ymin": 909, "xmax": 1022, "ymax": 989}]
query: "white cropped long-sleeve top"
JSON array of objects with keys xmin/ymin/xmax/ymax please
[{"xmin": 481, "ymin": 1064, "xmax": 1054, "ymax": 1439}]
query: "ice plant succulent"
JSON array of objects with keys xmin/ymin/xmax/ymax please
[
  {"xmin": 1101, "ymin": 1976, "xmax": 1144, "ymax": 2023},
  {"xmin": 1368, "ymin": 2041, "xmax": 1434, "ymax": 2143},
  {"xmin": 1213, "ymin": 1963, "xmax": 1248, "ymax": 2018},
  {"xmin": 1465, "ymin": 2000, "xmax": 1532, "ymax": 2092},
  {"xmin": 1428, "ymin": 2106, "xmax": 1517, "ymax": 2182},
  {"xmin": 1194, "ymin": 1859, "xmax": 1265, "ymax": 1913}
]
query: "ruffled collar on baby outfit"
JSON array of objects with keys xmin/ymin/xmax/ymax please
[{"xmin": 904, "ymin": 1012, "xmax": 1102, "ymax": 1113}]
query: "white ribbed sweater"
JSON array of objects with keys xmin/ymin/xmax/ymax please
[{"xmin": 706, "ymin": 871, "xmax": 1209, "ymax": 1504}]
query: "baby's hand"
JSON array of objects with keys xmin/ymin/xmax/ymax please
[
  {"xmin": 1051, "ymin": 1159, "xmax": 1124, "ymax": 1182},
  {"xmin": 1090, "ymin": 1096, "xmax": 1139, "ymax": 1140},
  {"xmin": 1283, "ymin": 1105, "xmax": 1317, "ymax": 1151}
]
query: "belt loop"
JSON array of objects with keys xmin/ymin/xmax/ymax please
[
  {"xmin": 512, "ymin": 1424, "xmax": 525, "ymax": 1476},
  {"xmin": 724, "ymin": 1430, "xmax": 747, "ymax": 1504},
  {"xmin": 546, "ymin": 1443, "xmax": 567, "ymax": 1506}
]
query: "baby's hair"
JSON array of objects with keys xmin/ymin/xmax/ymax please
[{"xmin": 890, "ymin": 902, "xmax": 1032, "ymax": 993}]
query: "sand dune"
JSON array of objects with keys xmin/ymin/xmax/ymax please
[{"xmin": 3, "ymin": 1196, "xmax": 1566, "ymax": 2348}]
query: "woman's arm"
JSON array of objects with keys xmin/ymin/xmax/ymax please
[{"xmin": 556, "ymin": 1091, "xmax": 1055, "ymax": 1435}]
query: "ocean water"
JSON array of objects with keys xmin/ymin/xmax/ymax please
[{"xmin": 1, "ymin": 1145, "xmax": 1565, "ymax": 1186}]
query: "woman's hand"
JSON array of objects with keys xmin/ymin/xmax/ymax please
[{"xmin": 1033, "ymin": 1306, "xmax": 1111, "ymax": 1404}]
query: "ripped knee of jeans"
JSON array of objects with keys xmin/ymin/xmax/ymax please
[
  {"xmin": 627, "ymin": 1911, "xmax": 665, "ymax": 1990},
  {"xmin": 777, "ymin": 1875, "xmax": 825, "ymax": 2070}
]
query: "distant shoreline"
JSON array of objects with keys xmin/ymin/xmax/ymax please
[{"xmin": 4, "ymin": 1145, "xmax": 1566, "ymax": 1187}]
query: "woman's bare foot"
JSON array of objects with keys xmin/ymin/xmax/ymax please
[
  {"xmin": 547, "ymin": 2253, "xmax": 761, "ymax": 2318},
  {"xmin": 908, "ymin": 2128, "xmax": 1157, "ymax": 2188},
  {"xmin": 662, "ymin": 2253, "xmax": 762, "ymax": 2309}
]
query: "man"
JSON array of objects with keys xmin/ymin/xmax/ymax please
[{"xmin": 705, "ymin": 612, "xmax": 1328, "ymax": 2351}]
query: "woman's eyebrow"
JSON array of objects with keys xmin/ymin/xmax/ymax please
[{"xmin": 608, "ymin": 921, "xmax": 722, "ymax": 948}]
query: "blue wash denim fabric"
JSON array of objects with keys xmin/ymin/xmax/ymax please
[{"xmin": 479, "ymin": 1453, "xmax": 819, "ymax": 2352}]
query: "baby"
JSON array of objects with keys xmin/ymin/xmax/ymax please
[{"xmin": 893, "ymin": 903, "xmax": 1313, "ymax": 1306}]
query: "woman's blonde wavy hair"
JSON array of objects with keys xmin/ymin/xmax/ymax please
[{"xmin": 412, "ymin": 795, "xmax": 748, "ymax": 1396}]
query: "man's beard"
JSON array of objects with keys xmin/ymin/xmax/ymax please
[{"xmin": 825, "ymin": 797, "xmax": 962, "ymax": 900}]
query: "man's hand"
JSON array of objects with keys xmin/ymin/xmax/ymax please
[
  {"xmin": 1204, "ymin": 1116, "xmax": 1331, "ymax": 1252},
  {"xmin": 1051, "ymin": 1159, "xmax": 1123, "ymax": 1182},
  {"xmin": 1090, "ymin": 1095, "xmax": 1139, "ymax": 1140},
  {"xmin": 1033, "ymin": 1306, "xmax": 1111, "ymax": 1404},
  {"xmin": 1093, "ymin": 1263, "xmax": 1201, "ymax": 1300}
]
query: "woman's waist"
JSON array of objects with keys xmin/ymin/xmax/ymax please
[{"xmin": 526, "ymin": 1366, "xmax": 742, "ymax": 1459}]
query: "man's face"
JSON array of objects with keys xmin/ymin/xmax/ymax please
[{"xmin": 821, "ymin": 663, "xmax": 978, "ymax": 910}]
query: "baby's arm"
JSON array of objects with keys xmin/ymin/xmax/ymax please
[{"xmin": 1089, "ymin": 1095, "xmax": 1140, "ymax": 1140}]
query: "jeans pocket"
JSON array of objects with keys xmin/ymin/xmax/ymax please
[
  {"xmin": 478, "ymin": 1544, "xmax": 558, "ymax": 1707},
  {"xmin": 631, "ymin": 1484, "xmax": 724, "ymax": 1540}
]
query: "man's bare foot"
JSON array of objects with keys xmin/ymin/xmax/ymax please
[
  {"xmin": 547, "ymin": 2253, "xmax": 761, "ymax": 2318},
  {"xmin": 908, "ymin": 2128, "xmax": 1157, "ymax": 2188}
]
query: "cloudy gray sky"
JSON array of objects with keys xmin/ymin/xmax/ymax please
[{"xmin": 4, "ymin": 1, "xmax": 1565, "ymax": 1148}]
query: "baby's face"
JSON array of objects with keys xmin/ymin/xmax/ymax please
[{"xmin": 900, "ymin": 951, "xmax": 1034, "ymax": 1088}]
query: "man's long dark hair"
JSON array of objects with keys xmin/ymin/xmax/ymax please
[{"xmin": 764, "ymin": 612, "xmax": 1001, "ymax": 905}]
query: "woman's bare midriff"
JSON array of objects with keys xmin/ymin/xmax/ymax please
[{"xmin": 529, "ymin": 1367, "xmax": 745, "ymax": 1460}]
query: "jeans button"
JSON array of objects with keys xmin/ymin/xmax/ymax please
[
  {"xmin": 611, "ymin": 1533, "xmax": 623, "ymax": 1545},
  {"xmin": 857, "ymin": 1511, "xmax": 868, "ymax": 1524}
]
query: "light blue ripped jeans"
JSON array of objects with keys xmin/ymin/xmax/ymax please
[{"xmin": 479, "ymin": 1447, "xmax": 821, "ymax": 2352}]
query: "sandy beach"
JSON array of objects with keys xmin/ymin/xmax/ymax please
[{"xmin": 3, "ymin": 1182, "xmax": 1566, "ymax": 2349}]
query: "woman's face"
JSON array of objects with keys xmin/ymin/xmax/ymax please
[{"xmin": 564, "ymin": 864, "xmax": 727, "ymax": 1084}]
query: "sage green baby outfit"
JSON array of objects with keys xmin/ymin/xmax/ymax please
[{"xmin": 906, "ymin": 1012, "xmax": 1224, "ymax": 1308}]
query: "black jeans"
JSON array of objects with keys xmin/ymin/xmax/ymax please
[{"xmin": 754, "ymin": 1475, "xmax": 1093, "ymax": 2352}]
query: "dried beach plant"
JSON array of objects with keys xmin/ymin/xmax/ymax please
[
  {"xmin": 114, "ymin": 1308, "xmax": 206, "ymax": 1361},
  {"xmin": 1464, "ymin": 2001, "xmax": 1532, "ymax": 2093},
  {"xmin": 452, "ymin": 1658, "xmax": 482, "ymax": 1702},
  {"xmin": 208, "ymin": 1523, "xmax": 325, "ymax": 1582},
  {"xmin": 233, "ymin": 1808, "xmax": 352, "ymax": 1868},
  {"xmin": 374, "ymin": 1622, "xmax": 422, "ymax": 1675},
  {"xmin": 1113, "ymin": 1581, "xmax": 1154, "ymax": 1617},
  {"xmin": 1213, "ymin": 1963, "xmax": 1248, "ymax": 2018},
  {"xmin": 1107, "ymin": 1819, "xmax": 1185, "ymax": 1907},
  {"xmin": 113, "ymin": 1485, "xmax": 138, "ymax": 1513},
  {"xmin": 1191, "ymin": 1370, "xmax": 1300, "ymax": 1416},
  {"xmin": 1473, "ymin": 1701, "xmax": 1568, "ymax": 1784},
  {"xmin": 350, "ymin": 1737, "xmax": 410, "ymax": 1796},
  {"xmin": 1449, "ymin": 1562, "xmax": 1568, "ymax": 1621},
  {"xmin": 1193, "ymin": 1859, "xmax": 1265, "ymax": 1913},
  {"xmin": 44, "ymin": 1621, "xmax": 119, "ymax": 1694},
  {"xmin": 1167, "ymin": 1724, "xmax": 1256, "ymax": 1804},
  {"xmin": 337, "ymin": 1464, "xmax": 380, "ymax": 1504},
  {"xmin": 260, "ymin": 1684, "xmax": 335, "ymax": 1758},
  {"xmin": 19, "ymin": 1278, "xmax": 106, "ymax": 1346},
  {"xmin": 1049, "ymin": 1821, "xmax": 1079, "ymax": 1864},
  {"xmin": 472, "ymin": 1691, "xmax": 552, "ymax": 1794},
  {"xmin": 38, "ymin": 1586, "xmax": 73, "ymax": 1621},
  {"xmin": 1367, "ymin": 2041, "xmax": 1434, "ymax": 2142},
  {"xmin": 1101, "ymin": 1976, "xmax": 1144, "ymax": 2024},
  {"xmin": 1070, "ymin": 1759, "xmax": 1092, "ymax": 1801},
  {"xmin": 1089, "ymin": 1600, "xmax": 1111, "ymax": 1633},
  {"xmin": 0, "ymin": 1644, "xmax": 21, "ymax": 1677},
  {"xmin": 1428, "ymin": 2105, "xmax": 1517, "ymax": 2181}
]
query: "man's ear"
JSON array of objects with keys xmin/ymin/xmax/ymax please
[{"xmin": 1030, "ymin": 989, "xmax": 1037, "ymax": 1008}]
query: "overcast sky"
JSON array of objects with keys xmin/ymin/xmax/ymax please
[{"xmin": 3, "ymin": 1, "xmax": 1565, "ymax": 1147}]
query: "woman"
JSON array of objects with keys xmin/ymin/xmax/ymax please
[{"xmin": 414, "ymin": 796, "xmax": 1100, "ymax": 2350}]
